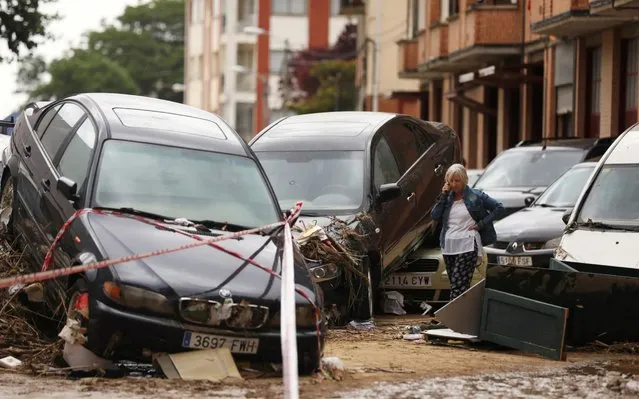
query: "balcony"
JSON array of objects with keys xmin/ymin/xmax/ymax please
[
  {"xmin": 417, "ymin": 23, "xmax": 454, "ymax": 75},
  {"xmin": 445, "ymin": 4, "xmax": 522, "ymax": 70},
  {"xmin": 397, "ymin": 39, "xmax": 419, "ymax": 78},
  {"xmin": 589, "ymin": 0, "xmax": 639, "ymax": 16},
  {"xmin": 339, "ymin": 0, "xmax": 365, "ymax": 15},
  {"xmin": 531, "ymin": 0, "xmax": 623, "ymax": 37}
]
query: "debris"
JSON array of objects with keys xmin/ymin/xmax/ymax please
[
  {"xmin": 347, "ymin": 320, "xmax": 375, "ymax": 330},
  {"xmin": 155, "ymin": 348, "xmax": 242, "ymax": 382},
  {"xmin": 424, "ymin": 328, "xmax": 481, "ymax": 343},
  {"xmin": 419, "ymin": 301, "xmax": 433, "ymax": 316},
  {"xmin": 321, "ymin": 356, "xmax": 346, "ymax": 380},
  {"xmin": 23, "ymin": 283, "xmax": 44, "ymax": 303},
  {"xmin": 0, "ymin": 356, "xmax": 22, "ymax": 368},
  {"xmin": 58, "ymin": 319, "xmax": 86, "ymax": 345},
  {"xmin": 402, "ymin": 333, "xmax": 424, "ymax": 341},
  {"xmin": 62, "ymin": 342, "xmax": 117, "ymax": 372},
  {"xmin": 382, "ymin": 291, "xmax": 406, "ymax": 315}
]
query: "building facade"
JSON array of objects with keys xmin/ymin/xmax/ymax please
[
  {"xmin": 185, "ymin": 0, "xmax": 351, "ymax": 141},
  {"xmin": 347, "ymin": 0, "xmax": 639, "ymax": 168}
]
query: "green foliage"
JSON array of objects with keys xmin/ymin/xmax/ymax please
[
  {"xmin": 0, "ymin": 0, "xmax": 59, "ymax": 62},
  {"xmin": 20, "ymin": 0, "xmax": 184, "ymax": 103},
  {"xmin": 287, "ymin": 60, "xmax": 356, "ymax": 115},
  {"xmin": 30, "ymin": 49, "xmax": 139, "ymax": 99}
]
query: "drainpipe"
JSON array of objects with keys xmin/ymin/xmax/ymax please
[{"xmin": 372, "ymin": 0, "xmax": 381, "ymax": 112}]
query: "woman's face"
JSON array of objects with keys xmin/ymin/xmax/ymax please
[{"xmin": 448, "ymin": 174, "xmax": 465, "ymax": 194}]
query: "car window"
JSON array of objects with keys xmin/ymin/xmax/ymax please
[
  {"xmin": 57, "ymin": 118, "xmax": 97, "ymax": 192},
  {"xmin": 40, "ymin": 103, "xmax": 85, "ymax": 160},
  {"xmin": 410, "ymin": 123, "xmax": 436, "ymax": 155},
  {"xmin": 35, "ymin": 105, "xmax": 61, "ymax": 137},
  {"xmin": 373, "ymin": 136, "xmax": 401, "ymax": 187},
  {"xmin": 382, "ymin": 122, "xmax": 422, "ymax": 174}
]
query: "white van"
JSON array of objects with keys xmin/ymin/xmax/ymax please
[{"xmin": 555, "ymin": 126, "xmax": 639, "ymax": 268}]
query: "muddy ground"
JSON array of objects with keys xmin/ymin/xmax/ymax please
[{"xmin": 1, "ymin": 315, "xmax": 638, "ymax": 398}]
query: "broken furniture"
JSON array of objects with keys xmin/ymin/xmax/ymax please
[{"xmin": 431, "ymin": 259, "xmax": 639, "ymax": 360}]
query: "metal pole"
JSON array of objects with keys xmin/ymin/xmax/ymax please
[{"xmin": 372, "ymin": 0, "xmax": 381, "ymax": 112}]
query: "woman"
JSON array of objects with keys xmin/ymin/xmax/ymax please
[{"xmin": 431, "ymin": 163, "xmax": 504, "ymax": 300}]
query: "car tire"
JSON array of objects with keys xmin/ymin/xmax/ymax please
[
  {"xmin": 0, "ymin": 173, "xmax": 16, "ymax": 238},
  {"xmin": 298, "ymin": 348, "xmax": 320, "ymax": 375}
]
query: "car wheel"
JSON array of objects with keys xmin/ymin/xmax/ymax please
[
  {"xmin": 0, "ymin": 174, "xmax": 16, "ymax": 237},
  {"xmin": 298, "ymin": 349, "xmax": 320, "ymax": 375}
]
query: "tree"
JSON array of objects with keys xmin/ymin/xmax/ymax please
[
  {"xmin": 281, "ymin": 22, "xmax": 357, "ymax": 104},
  {"xmin": 87, "ymin": 0, "xmax": 185, "ymax": 102},
  {"xmin": 15, "ymin": 53, "xmax": 46, "ymax": 93},
  {"xmin": 21, "ymin": 0, "xmax": 184, "ymax": 103},
  {"xmin": 0, "ymin": 0, "xmax": 58, "ymax": 62},
  {"xmin": 287, "ymin": 59, "xmax": 356, "ymax": 114},
  {"xmin": 29, "ymin": 49, "xmax": 139, "ymax": 100}
]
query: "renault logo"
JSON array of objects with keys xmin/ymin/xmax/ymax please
[{"xmin": 219, "ymin": 288, "xmax": 232, "ymax": 298}]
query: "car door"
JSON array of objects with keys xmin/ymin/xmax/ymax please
[
  {"xmin": 40, "ymin": 116, "xmax": 98, "ymax": 270},
  {"xmin": 26, "ymin": 102, "xmax": 86, "ymax": 266}
]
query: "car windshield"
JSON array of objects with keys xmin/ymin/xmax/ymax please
[
  {"xmin": 93, "ymin": 140, "xmax": 280, "ymax": 228},
  {"xmin": 577, "ymin": 164, "xmax": 639, "ymax": 227},
  {"xmin": 474, "ymin": 149, "xmax": 584, "ymax": 190},
  {"xmin": 534, "ymin": 166, "xmax": 595, "ymax": 208},
  {"xmin": 255, "ymin": 150, "xmax": 364, "ymax": 214}
]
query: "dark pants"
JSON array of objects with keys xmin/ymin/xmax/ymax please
[{"xmin": 443, "ymin": 243, "xmax": 478, "ymax": 301}]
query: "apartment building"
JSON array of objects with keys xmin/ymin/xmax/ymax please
[
  {"xmin": 348, "ymin": 0, "xmax": 639, "ymax": 168},
  {"xmin": 185, "ymin": 0, "xmax": 351, "ymax": 142}
]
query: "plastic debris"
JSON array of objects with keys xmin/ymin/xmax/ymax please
[
  {"xmin": 347, "ymin": 320, "xmax": 375, "ymax": 330},
  {"xmin": 382, "ymin": 291, "xmax": 406, "ymax": 315},
  {"xmin": 420, "ymin": 301, "xmax": 433, "ymax": 316},
  {"xmin": 321, "ymin": 356, "xmax": 346, "ymax": 380},
  {"xmin": 403, "ymin": 333, "xmax": 424, "ymax": 341},
  {"xmin": 0, "ymin": 356, "xmax": 22, "ymax": 368}
]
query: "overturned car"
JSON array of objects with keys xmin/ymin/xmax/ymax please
[
  {"xmin": 250, "ymin": 112, "xmax": 462, "ymax": 323},
  {"xmin": 0, "ymin": 93, "xmax": 324, "ymax": 373}
]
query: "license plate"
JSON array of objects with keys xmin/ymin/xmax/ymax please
[
  {"xmin": 381, "ymin": 273, "xmax": 431, "ymax": 289},
  {"xmin": 497, "ymin": 256, "xmax": 533, "ymax": 267},
  {"xmin": 182, "ymin": 331, "xmax": 259, "ymax": 354}
]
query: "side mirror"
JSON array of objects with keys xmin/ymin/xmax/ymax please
[
  {"xmin": 378, "ymin": 183, "xmax": 401, "ymax": 203},
  {"xmin": 524, "ymin": 196, "xmax": 535, "ymax": 207},
  {"xmin": 562, "ymin": 208, "xmax": 573, "ymax": 225},
  {"xmin": 57, "ymin": 177, "xmax": 78, "ymax": 201}
]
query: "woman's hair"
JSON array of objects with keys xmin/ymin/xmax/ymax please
[{"xmin": 445, "ymin": 163, "xmax": 468, "ymax": 186}]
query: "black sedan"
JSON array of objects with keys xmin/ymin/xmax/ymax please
[
  {"xmin": 484, "ymin": 161, "xmax": 597, "ymax": 268},
  {"xmin": 250, "ymin": 112, "xmax": 461, "ymax": 322},
  {"xmin": 0, "ymin": 93, "xmax": 324, "ymax": 372}
]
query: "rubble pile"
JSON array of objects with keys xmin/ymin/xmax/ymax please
[{"xmin": 0, "ymin": 240, "xmax": 62, "ymax": 370}]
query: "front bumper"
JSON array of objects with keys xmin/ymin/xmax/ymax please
[
  {"xmin": 86, "ymin": 299, "xmax": 325, "ymax": 363},
  {"xmin": 484, "ymin": 246, "xmax": 555, "ymax": 268}
]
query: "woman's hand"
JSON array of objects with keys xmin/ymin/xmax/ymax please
[
  {"xmin": 442, "ymin": 182, "xmax": 450, "ymax": 194},
  {"xmin": 469, "ymin": 225, "xmax": 479, "ymax": 231}
]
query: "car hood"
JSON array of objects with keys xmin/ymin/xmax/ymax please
[
  {"xmin": 86, "ymin": 213, "xmax": 315, "ymax": 303},
  {"xmin": 480, "ymin": 188, "xmax": 546, "ymax": 209},
  {"xmin": 495, "ymin": 206, "xmax": 568, "ymax": 242}
]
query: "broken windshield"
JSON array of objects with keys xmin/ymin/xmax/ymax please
[
  {"xmin": 474, "ymin": 149, "xmax": 584, "ymax": 190},
  {"xmin": 93, "ymin": 140, "xmax": 280, "ymax": 229},
  {"xmin": 256, "ymin": 150, "xmax": 365, "ymax": 213},
  {"xmin": 577, "ymin": 164, "xmax": 639, "ymax": 227}
]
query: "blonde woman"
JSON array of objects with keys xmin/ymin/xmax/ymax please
[{"xmin": 431, "ymin": 163, "xmax": 504, "ymax": 300}]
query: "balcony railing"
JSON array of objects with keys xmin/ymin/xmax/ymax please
[
  {"xmin": 398, "ymin": 39, "xmax": 418, "ymax": 75},
  {"xmin": 448, "ymin": 5, "xmax": 520, "ymax": 55}
]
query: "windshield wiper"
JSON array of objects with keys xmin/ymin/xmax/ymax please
[
  {"xmin": 536, "ymin": 203, "xmax": 554, "ymax": 208},
  {"xmin": 95, "ymin": 207, "xmax": 173, "ymax": 221},
  {"xmin": 576, "ymin": 219, "xmax": 639, "ymax": 232},
  {"xmin": 190, "ymin": 219, "xmax": 253, "ymax": 233}
]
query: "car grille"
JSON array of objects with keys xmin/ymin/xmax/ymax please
[
  {"xmin": 403, "ymin": 258, "xmax": 440, "ymax": 273},
  {"xmin": 179, "ymin": 298, "xmax": 270, "ymax": 329},
  {"xmin": 493, "ymin": 241, "xmax": 509, "ymax": 250}
]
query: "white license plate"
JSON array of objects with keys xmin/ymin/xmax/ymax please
[
  {"xmin": 182, "ymin": 331, "xmax": 259, "ymax": 354},
  {"xmin": 497, "ymin": 256, "xmax": 533, "ymax": 267},
  {"xmin": 381, "ymin": 273, "xmax": 432, "ymax": 289}
]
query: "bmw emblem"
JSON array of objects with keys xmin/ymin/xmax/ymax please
[{"xmin": 219, "ymin": 288, "xmax": 232, "ymax": 298}]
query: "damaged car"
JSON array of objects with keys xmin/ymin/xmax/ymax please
[
  {"xmin": 249, "ymin": 112, "xmax": 461, "ymax": 323},
  {"xmin": 0, "ymin": 93, "xmax": 324, "ymax": 373}
]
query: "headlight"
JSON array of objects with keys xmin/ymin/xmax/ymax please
[
  {"xmin": 269, "ymin": 306, "xmax": 319, "ymax": 328},
  {"xmin": 103, "ymin": 282, "xmax": 173, "ymax": 315},
  {"xmin": 309, "ymin": 263, "xmax": 340, "ymax": 283},
  {"xmin": 543, "ymin": 237, "xmax": 562, "ymax": 249}
]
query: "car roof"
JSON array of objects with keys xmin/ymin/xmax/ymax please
[
  {"xmin": 72, "ymin": 93, "xmax": 249, "ymax": 157},
  {"xmin": 515, "ymin": 137, "xmax": 614, "ymax": 150},
  {"xmin": 250, "ymin": 111, "xmax": 398, "ymax": 151},
  {"xmin": 603, "ymin": 128, "xmax": 639, "ymax": 165}
]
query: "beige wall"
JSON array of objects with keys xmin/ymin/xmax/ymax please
[{"xmin": 365, "ymin": 0, "xmax": 420, "ymax": 97}]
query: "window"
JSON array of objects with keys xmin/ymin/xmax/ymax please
[
  {"xmin": 373, "ymin": 136, "xmax": 401, "ymax": 187},
  {"xmin": 57, "ymin": 118, "xmax": 97, "ymax": 191},
  {"xmin": 270, "ymin": 50, "xmax": 286, "ymax": 73},
  {"xmin": 35, "ymin": 105, "xmax": 61, "ymax": 137},
  {"xmin": 235, "ymin": 102, "xmax": 254, "ymax": 142},
  {"xmin": 382, "ymin": 122, "xmax": 423, "ymax": 174},
  {"xmin": 578, "ymin": 165, "xmax": 639, "ymax": 226},
  {"xmin": 586, "ymin": 46, "xmax": 601, "ymax": 138},
  {"xmin": 272, "ymin": 0, "xmax": 306, "ymax": 15},
  {"xmin": 620, "ymin": 38, "xmax": 638, "ymax": 130},
  {"xmin": 331, "ymin": 0, "xmax": 341, "ymax": 15},
  {"xmin": 41, "ymin": 103, "xmax": 85, "ymax": 160}
]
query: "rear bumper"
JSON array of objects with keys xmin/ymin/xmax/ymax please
[{"xmin": 86, "ymin": 299, "xmax": 325, "ymax": 363}]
